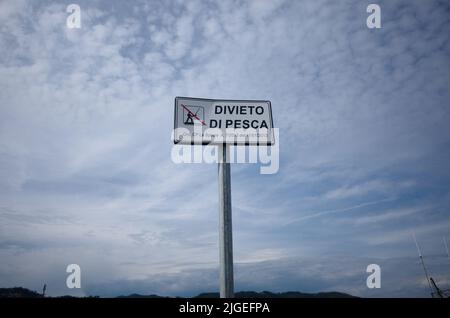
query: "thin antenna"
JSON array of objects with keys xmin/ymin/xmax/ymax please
[
  {"xmin": 444, "ymin": 237, "xmax": 450, "ymax": 261},
  {"xmin": 413, "ymin": 233, "xmax": 433, "ymax": 297},
  {"xmin": 430, "ymin": 277, "xmax": 444, "ymax": 298},
  {"xmin": 413, "ymin": 232, "xmax": 422, "ymax": 256}
]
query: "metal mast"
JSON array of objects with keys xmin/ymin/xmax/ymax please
[{"xmin": 413, "ymin": 233, "xmax": 433, "ymax": 297}]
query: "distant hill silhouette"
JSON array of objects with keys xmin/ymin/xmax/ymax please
[
  {"xmin": 194, "ymin": 291, "xmax": 356, "ymax": 298},
  {"xmin": 117, "ymin": 293, "xmax": 168, "ymax": 298},
  {"xmin": 0, "ymin": 287, "xmax": 43, "ymax": 298},
  {"xmin": 0, "ymin": 287, "xmax": 356, "ymax": 298}
]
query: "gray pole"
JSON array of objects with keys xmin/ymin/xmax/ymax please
[{"xmin": 218, "ymin": 144, "xmax": 234, "ymax": 298}]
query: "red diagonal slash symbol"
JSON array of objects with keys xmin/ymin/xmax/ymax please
[{"xmin": 181, "ymin": 104, "xmax": 207, "ymax": 126}]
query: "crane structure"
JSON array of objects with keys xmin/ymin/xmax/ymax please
[{"xmin": 413, "ymin": 234, "xmax": 450, "ymax": 298}]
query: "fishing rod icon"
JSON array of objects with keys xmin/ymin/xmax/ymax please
[{"xmin": 181, "ymin": 104, "xmax": 206, "ymax": 126}]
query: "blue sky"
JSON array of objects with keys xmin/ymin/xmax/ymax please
[{"xmin": 0, "ymin": 0, "xmax": 449, "ymax": 297}]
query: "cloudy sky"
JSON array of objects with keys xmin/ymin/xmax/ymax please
[{"xmin": 0, "ymin": 0, "xmax": 449, "ymax": 297}]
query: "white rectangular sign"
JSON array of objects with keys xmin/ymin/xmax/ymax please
[{"xmin": 173, "ymin": 97, "xmax": 274, "ymax": 145}]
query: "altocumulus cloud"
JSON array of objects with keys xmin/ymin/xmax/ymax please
[{"xmin": 0, "ymin": 0, "xmax": 449, "ymax": 297}]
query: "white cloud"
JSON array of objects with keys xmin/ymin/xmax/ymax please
[
  {"xmin": 347, "ymin": 205, "xmax": 433, "ymax": 226},
  {"xmin": 248, "ymin": 0, "xmax": 286, "ymax": 20},
  {"xmin": 324, "ymin": 180, "xmax": 415, "ymax": 200}
]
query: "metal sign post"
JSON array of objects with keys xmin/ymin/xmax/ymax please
[
  {"xmin": 173, "ymin": 97, "xmax": 275, "ymax": 299},
  {"xmin": 218, "ymin": 144, "xmax": 234, "ymax": 298}
]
